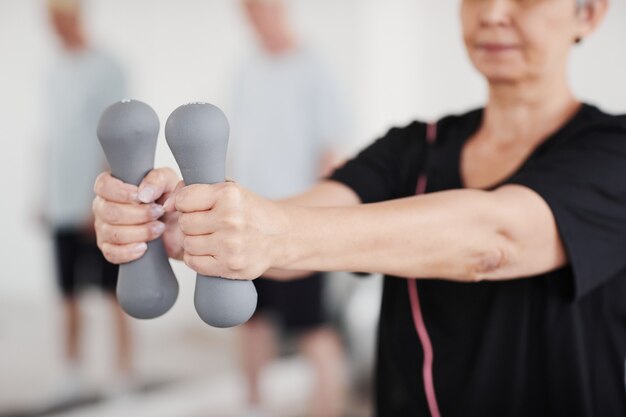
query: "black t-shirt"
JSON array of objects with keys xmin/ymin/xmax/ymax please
[{"xmin": 329, "ymin": 104, "xmax": 626, "ymax": 417}]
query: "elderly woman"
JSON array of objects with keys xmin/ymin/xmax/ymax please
[{"xmin": 93, "ymin": 0, "xmax": 625, "ymax": 415}]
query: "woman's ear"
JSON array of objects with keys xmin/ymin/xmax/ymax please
[{"xmin": 575, "ymin": 0, "xmax": 609, "ymax": 43}]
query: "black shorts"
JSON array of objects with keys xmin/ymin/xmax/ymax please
[
  {"xmin": 254, "ymin": 272, "xmax": 327, "ymax": 333},
  {"xmin": 53, "ymin": 229, "xmax": 119, "ymax": 297}
]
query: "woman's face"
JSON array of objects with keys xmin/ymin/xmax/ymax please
[{"xmin": 461, "ymin": 0, "xmax": 594, "ymax": 84}]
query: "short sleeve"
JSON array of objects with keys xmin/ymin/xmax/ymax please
[
  {"xmin": 508, "ymin": 126, "xmax": 626, "ymax": 300},
  {"xmin": 327, "ymin": 122, "xmax": 426, "ymax": 204}
]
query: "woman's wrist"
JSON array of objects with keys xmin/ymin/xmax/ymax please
[{"xmin": 270, "ymin": 202, "xmax": 308, "ymax": 271}]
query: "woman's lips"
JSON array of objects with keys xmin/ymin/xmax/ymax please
[{"xmin": 476, "ymin": 43, "xmax": 520, "ymax": 53}]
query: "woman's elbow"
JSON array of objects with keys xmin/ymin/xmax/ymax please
[{"xmin": 462, "ymin": 231, "xmax": 514, "ymax": 283}]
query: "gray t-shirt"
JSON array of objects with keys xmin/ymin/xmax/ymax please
[
  {"xmin": 228, "ymin": 48, "xmax": 348, "ymax": 200},
  {"xmin": 45, "ymin": 48, "xmax": 126, "ymax": 229}
]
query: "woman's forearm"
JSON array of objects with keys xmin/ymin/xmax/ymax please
[
  {"xmin": 273, "ymin": 189, "xmax": 513, "ymax": 282},
  {"xmin": 262, "ymin": 180, "xmax": 362, "ymax": 281}
]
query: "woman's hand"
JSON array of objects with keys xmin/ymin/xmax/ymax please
[
  {"xmin": 92, "ymin": 167, "xmax": 185, "ymax": 264},
  {"xmin": 172, "ymin": 181, "xmax": 290, "ymax": 280}
]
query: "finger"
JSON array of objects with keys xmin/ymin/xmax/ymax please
[
  {"xmin": 183, "ymin": 235, "xmax": 244, "ymax": 259},
  {"xmin": 179, "ymin": 209, "xmax": 243, "ymax": 236},
  {"xmin": 175, "ymin": 182, "xmax": 240, "ymax": 213},
  {"xmin": 99, "ymin": 221, "xmax": 165, "ymax": 245},
  {"xmin": 183, "ymin": 253, "xmax": 225, "ymax": 277},
  {"xmin": 175, "ymin": 184, "xmax": 219, "ymax": 213},
  {"xmin": 183, "ymin": 253, "xmax": 248, "ymax": 279},
  {"xmin": 138, "ymin": 167, "xmax": 181, "ymax": 204},
  {"xmin": 183, "ymin": 235, "xmax": 220, "ymax": 256},
  {"xmin": 93, "ymin": 197, "xmax": 164, "ymax": 225},
  {"xmin": 163, "ymin": 181, "xmax": 186, "ymax": 213},
  {"xmin": 179, "ymin": 211, "xmax": 216, "ymax": 236},
  {"xmin": 100, "ymin": 242, "xmax": 148, "ymax": 264},
  {"xmin": 94, "ymin": 172, "xmax": 139, "ymax": 204}
]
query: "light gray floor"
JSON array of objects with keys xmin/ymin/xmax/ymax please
[{"xmin": 0, "ymin": 284, "xmax": 373, "ymax": 417}]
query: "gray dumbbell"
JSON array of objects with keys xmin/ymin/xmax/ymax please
[
  {"xmin": 97, "ymin": 99, "xmax": 179, "ymax": 319},
  {"xmin": 165, "ymin": 102, "xmax": 257, "ymax": 328}
]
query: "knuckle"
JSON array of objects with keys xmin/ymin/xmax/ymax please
[
  {"xmin": 142, "ymin": 168, "xmax": 163, "ymax": 184},
  {"xmin": 159, "ymin": 167, "xmax": 177, "ymax": 183},
  {"xmin": 183, "ymin": 253, "xmax": 197, "ymax": 269},
  {"xmin": 175, "ymin": 192, "xmax": 187, "ymax": 210},
  {"xmin": 221, "ymin": 182, "xmax": 242, "ymax": 202},
  {"xmin": 147, "ymin": 171, "xmax": 163, "ymax": 188},
  {"xmin": 143, "ymin": 206, "xmax": 154, "ymax": 222},
  {"xmin": 178, "ymin": 214, "xmax": 189, "ymax": 232},
  {"xmin": 93, "ymin": 173, "xmax": 106, "ymax": 195},
  {"xmin": 126, "ymin": 189, "xmax": 137, "ymax": 202},
  {"xmin": 104, "ymin": 204, "xmax": 120, "ymax": 224},
  {"xmin": 100, "ymin": 222, "xmax": 112, "ymax": 240},
  {"xmin": 182, "ymin": 236, "xmax": 194, "ymax": 253},
  {"xmin": 224, "ymin": 214, "xmax": 244, "ymax": 230},
  {"xmin": 100, "ymin": 244, "xmax": 117, "ymax": 264},
  {"xmin": 152, "ymin": 169, "xmax": 164, "ymax": 182},
  {"xmin": 146, "ymin": 224, "xmax": 156, "ymax": 240},
  {"xmin": 110, "ymin": 227, "xmax": 121, "ymax": 244},
  {"xmin": 224, "ymin": 237, "xmax": 243, "ymax": 254},
  {"xmin": 226, "ymin": 255, "xmax": 246, "ymax": 272}
]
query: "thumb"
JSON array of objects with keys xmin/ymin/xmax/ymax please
[
  {"xmin": 137, "ymin": 168, "xmax": 180, "ymax": 204},
  {"xmin": 163, "ymin": 180, "xmax": 185, "ymax": 213}
]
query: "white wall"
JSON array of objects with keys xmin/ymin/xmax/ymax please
[{"xmin": 0, "ymin": 0, "xmax": 625, "ymax": 298}]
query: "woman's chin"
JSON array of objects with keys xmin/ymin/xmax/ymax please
[
  {"xmin": 471, "ymin": 58, "xmax": 526, "ymax": 85},
  {"xmin": 477, "ymin": 67, "xmax": 526, "ymax": 86}
]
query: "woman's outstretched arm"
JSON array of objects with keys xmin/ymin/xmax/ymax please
[{"xmin": 175, "ymin": 182, "xmax": 566, "ymax": 283}]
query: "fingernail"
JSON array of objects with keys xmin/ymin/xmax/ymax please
[
  {"xmin": 151, "ymin": 204, "xmax": 164, "ymax": 219},
  {"xmin": 152, "ymin": 222, "xmax": 165, "ymax": 235},
  {"xmin": 138, "ymin": 186, "xmax": 156, "ymax": 203},
  {"xmin": 133, "ymin": 242, "xmax": 147, "ymax": 253}
]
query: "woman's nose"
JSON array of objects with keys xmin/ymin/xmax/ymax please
[{"xmin": 479, "ymin": 0, "xmax": 513, "ymax": 27}]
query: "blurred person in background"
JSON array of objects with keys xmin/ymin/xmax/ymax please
[
  {"xmin": 227, "ymin": 0, "xmax": 350, "ymax": 416},
  {"xmin": 44, "ymin": 0, "xmax": 130, "ymax": 402}
]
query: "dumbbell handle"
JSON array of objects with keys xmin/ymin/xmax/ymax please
[{"xmin": 110, "ymin": 168, "xmax": 179, "ymax": 320}]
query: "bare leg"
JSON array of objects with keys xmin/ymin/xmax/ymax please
[
  {"xmin": 298, "ymin": 326, "xmax": 347, "ymax": 417},
  {"xmin": 108, "ymin": 294, "xmax": 133, "ymax": 376},
  {"xmin": 240, "ymin": 314, "xmax": 277, "ymax": 408},
  {"xmin": 63, "ymin": 296, "xmax": 81, "ymax": 363},
  {"xmin": 53, "ymin": 296, "xmax": 85, "ymax": 402}
]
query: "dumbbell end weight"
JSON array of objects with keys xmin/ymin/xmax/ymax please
[
  {"xmin": 116, "ymin": 239, "xmax": 179, "ymax": 319},
  {"xmin": 194, "ymin": 277, "xmax": 257, "ymax": 328}
]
